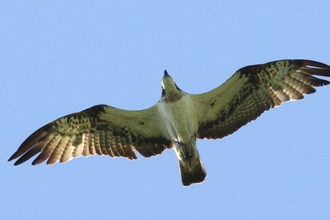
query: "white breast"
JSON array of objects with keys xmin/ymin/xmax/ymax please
[{"xmin": 157, "ymin": 94, "xmax": 198, "ymax": 143}]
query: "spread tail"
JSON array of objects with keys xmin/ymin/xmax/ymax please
[
  {"xmin": 173, "ymin": 137, "xmax": 207, "ymax": 186},
  {"xmin": 179, "ymin": 156, "xmax": 207, "ymax": 186}
]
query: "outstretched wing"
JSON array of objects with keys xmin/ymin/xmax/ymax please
[
  {"xmin": 194, "ymin": 60, "xmax": 330, "ymax": 139},
  {"xmin": 8, "ymin": 105, "xmax": 171, "ymax": 165}
]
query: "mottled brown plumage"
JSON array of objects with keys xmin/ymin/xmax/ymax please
[
  {"xmin": 195, "ymin": 60, "xmax": 330, "ymax": 139},
  {"xmin": 9, "ymin": 105, "xmax": 172, "ymax": 166},
  {"xmin": 8, "ymin": 59, "xmax": 330, "ymax": 186}
]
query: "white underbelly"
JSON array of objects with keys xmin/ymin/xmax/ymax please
[{"xmin": 157, "ymin": 95, "xmax": 198, "ymax": 143}]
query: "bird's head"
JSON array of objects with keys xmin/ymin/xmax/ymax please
[{"xmin": 161, "ymin": 70, "xmax": 182, "ymax": 101}]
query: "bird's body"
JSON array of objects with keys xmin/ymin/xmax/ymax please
[
  {"xmin": 8, "ymin": 59, "xmax": 330, "ymax": 186},
  {"xmin": 158, "ymin": 74, "xmax": 206, "ymax": 185}
]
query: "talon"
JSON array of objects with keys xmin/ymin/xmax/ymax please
[{"xmin": 176, "ymin": 141, "xmax": 183, "ymax": 147}]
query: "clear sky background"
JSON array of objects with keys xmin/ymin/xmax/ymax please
[{"xmin": 1, "ymin": 1, "xmax": 330, "ymax": 219}]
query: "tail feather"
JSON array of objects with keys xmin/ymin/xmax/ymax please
[{"xmin": 179, "ymin": 156, "xmax": 207, "ymax": 186}]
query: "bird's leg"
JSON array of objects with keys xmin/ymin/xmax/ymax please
[{"xmin": 176, "ymin": 141, "xmax": 192, "ymax": 159}]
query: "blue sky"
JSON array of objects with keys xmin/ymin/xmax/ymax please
[{"xmin": 1, "ymin": 1, "xmax": 330, "ymax": 219}]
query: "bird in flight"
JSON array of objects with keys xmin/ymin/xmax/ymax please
[{"xmin": 8, "ymin": 59, "xmax": 330, "ymax": 186}]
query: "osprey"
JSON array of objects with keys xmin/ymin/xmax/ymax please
[{"xmin": 8, "ymin": 59, "xmax": 330, "ymax": 186}]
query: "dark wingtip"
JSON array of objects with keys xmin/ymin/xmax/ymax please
[
  {"xmin": 8, "ymin": 123, "xmax": 51, "ymax": 165},
  {"xmin": 8, "ymin": 152, "xmax": 19, "ymax": 162},
  {"xmin": 13, "ymin": 161, "xmax": 22, "ymax": 166},
  {"xmin": 300, "ymin": 60, "xmax": 330, "ymax": 77},
  {"xmin": 302, "ymin": 60, "xmax": 330, "ymax": 70},
  {"xmin": 12, "ymin": 155, "xmax": 27, "ymax": 166}
]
